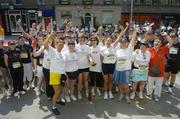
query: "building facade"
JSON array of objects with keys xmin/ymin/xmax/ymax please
[
  {"xmin": 121, "ymin": 0, "xmax": 180, "ymax": 28},
  {"xmin": 55, "ymin": 0, "xmax": 121, "ymax": 29},
  {"xmin": 0, "ymin": 0, "xmax": 180, "ymax": 35},
  {"xmin": 0, "ymin": 0, "xmax": 55, "ymax": 35}
]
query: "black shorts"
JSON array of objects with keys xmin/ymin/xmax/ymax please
[
  {"xmin": 165, "ymin": 61, "xmax": 179, "ymax": 74},
  {"xmin": 89, "ymin": 71, "xmax": 103, "ymax": 87},
  {"xmin": 66, "ymin": 71, "xmax": 79, "ymax": 80},
  {"xmin": 61, "ymin": 74, "xmax": 67, "ymax": 87},
  {"xmin": 78, "ymin": 68, "xmax": 89, "ymax": 74},
  {"xmin": 102, "ymin": 63, "xmax": 115, "ymax": 75}
]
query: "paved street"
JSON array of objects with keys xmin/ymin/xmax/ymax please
[{"xmin": 0, "ymin": 73, "xmax": 180, "ymax": 119}]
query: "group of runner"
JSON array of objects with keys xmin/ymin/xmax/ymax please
[{"xmin": 0, "ymin": 21, "xmax": 180, "ymax": 115}]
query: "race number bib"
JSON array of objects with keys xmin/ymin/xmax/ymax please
[
  {"xmin": 20, "ymin": 52, "xmax": 28, "ymax": 58},
  {"xmin": 169, "ymin": 47, "xmax": 178, "ymax": 55},
  {"xmin": 139, "ymin": 65, "xmax": 147, "ymax": 72},
  {"xmin": 107, "ymin": 54, "xmax": 115, "ymax": 62},
  {"xmin": 39, "ymin": 58, "xmax": 43, "ymax": 65},
  {"xmin": 118, "ymin": 59, "xmax": 126, "ymax": 65},
  {"xmin": 12, "ymin": 62, "xmax": 21, "ymax": 69}
]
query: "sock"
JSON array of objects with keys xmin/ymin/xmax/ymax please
[{"xmin": 52, "ymin": 106, "xmax": 56, "ymax": 109}]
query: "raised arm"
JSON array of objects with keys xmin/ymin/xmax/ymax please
[
  {"xmin": 161, "ymin": 32, "xmax": 173, "ymax": 48},
  {"xmin": 17, "ymin": 19, "xmax": 32, "ymax": 39},
  {"xmin": 44, "ymin": 33, "xmax": 55, "ymax": 49},
  {"xmin": 112, "ymin": 23, "xmax": 129, "ymax": 47},
  {"xmin": 130, "ymin": 25, "xmax": 137, "ymax": 47}
]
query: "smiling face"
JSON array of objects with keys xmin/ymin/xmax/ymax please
[
  {"xmin": 140, "ymin": 44, "xmax": 147, "ymax": 52},
  {"xmin": 19, "ymin": 37, "xmax": 25, "ymax": 45},
  {"xmin": 9, "ymin": 43, "xmax": 16, "ymax": 50},
  {"xmin": 153, "ymin": 39, "xmax": 162, "ymax": 49},
  {"xmin": 105, "ymin": 37, "xmax": 112, "ymax": 46},
  {"xmin": 54, "ymin": 39, "xmax": 64, "ymax": 52},
  {"xmin": 90, "ymin": 38, "xmax": 98, "ymax": 47},
  {"xmin": 171, "ymin": 36, "xmax": 178, "ymax": 44},
  {"xmin": 37, "ymin": 37, "xmax": 44, "ymax": 46},
  {"xmin": 68, "ymin": 43, "xmax": 75, "ymax": 52},
  {"xmin": 78, "ymin": 37, "xmax": 85, "ymax": 44}
]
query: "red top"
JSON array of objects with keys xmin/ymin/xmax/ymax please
[{"xmin": 148, "ymin": 45, "xmax": 169, "ymax": 77}]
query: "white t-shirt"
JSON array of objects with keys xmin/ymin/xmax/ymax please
[
  {"xmin": 89, "ymin": 46, "xmax": 102, "ymax": 72},
  {"xmin": 115, "ymin": 44, "xmax": 134, "ymax": 71},
  {"xmin": 43, "ymin": 49, "xmax": 51, "ymax": 70},
  {"xmin": 101, "ymin": 46, "xmax": 116, "ymax": 64},
  {"xmin": 132, "ymin": 50, "xmax": 150, "ymax": 71},
  {"xmin": 64, "ymin": 51, "xmax": 78, "ymax": 72},
  {"xmin": 76, "ymin": 44, "xmax": 90, "ymax": 69},
  {"xmin": 49, "ymin": 46, "xmax": 65, "ymax": 74}
]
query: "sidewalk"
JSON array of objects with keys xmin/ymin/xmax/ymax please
[{"xmin": 0, "ymin": 74, "xmax": 180, "ymax": 119}]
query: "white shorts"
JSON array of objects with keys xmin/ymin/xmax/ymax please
[{"xmin": 37, "ymin": 66, "xmax": 44, "ymax": 78}]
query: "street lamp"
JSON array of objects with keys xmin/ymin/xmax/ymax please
[{"xmin": 130, "ymin": 0, "xmax": 134, "ymax": 30}]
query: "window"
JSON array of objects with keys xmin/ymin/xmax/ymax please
[
  {"xmin": 103, "ymin": 12, "xmax": 113, "ymax": 25},
  {"xmin": 59, "ymin": 0, "xmax": 70, "ymax": 5},
  {"xmin": 145, "ymin": 0, "xmax": 152, "ymax": 5},
  {"xmin": 104, "ymin": 0, "xmax": 114, "ymax": 5},
  {"xmin": 13, "ymin": 0, "xmax": 22, "ymax": 5},
  {"xmin": 83, "ymin": 0, "xmax": 93, "ymax": 5},
  {"xmin": 169, "ymin": 0, "xmax": 179, "ymax": 6},
  {"xmin": 160, "ymin": 0, "xmax": 168, "ymax": 5},
  {"xmin": 134, "ymin": 0, "xmax": 140, "ymax": 5},
  {"xmin": 37, "ymin": 0, "xmax": 45, "ymax": 5},
  {"xmin": 153, "ymin": 0, "xmax": 159, "ymax": 5},
  {"xmin": 140, "ymin": 0, "xmax": 146, "ymax": 5},
  {"xmin": 61, "ymin": 11, "xmax": 72, "ymax": 24}
]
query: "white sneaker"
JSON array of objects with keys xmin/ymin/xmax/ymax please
[
  {"xmin": 104, "ymin": 92, "xmax": 108, "ymax": 100},
  {"xmin": 109, "ymin": 91, "xmax": 114, "ymax": 99},
  {"xmin": 125, "ymin": 96, "xmax": 130, "ymax": 104},
  {"xmin": 115, "ymin": 86, "xmax": 119, "ymax": 92},
  {"xmin": 6, "ymin": 90, "xmax": 12, "ymax": 97},
  {"xmin": 139, "ymin": 91, "xmax": 143, "ymax": 99},
  {"xmin": 96, "ymin": 88, "xmax": 101, "ymax": 96},
  {"xmin": 23, "ymin": 85, "xmax": 27, "ymax": 90},
  {"xmin": 118, "ymin": 95, "xmax": 124, "ymax": 101},
  {"xmin": 26, "ymin": 86, "xmax": 31, "ymax": 91},
  {"xmin": 14, "ymin": 92, "xmax": 20, "ymax": 97},
  {"xmin": 31, "ymin": 82, "xmax": 35, "ymax": 89},
  {"xmin": 40, "ymin": 88, "xmax": 45, "ymax": 93},
  {"xmin": 168, "ymin": 87, "xmax": 173, "ymax": 94},
  {"xmin": 154, "ymin": 95, "xmax": 159, "ymax": 102},
  {"xmin": 78, "ymin": 93, "xmax": 82, "ymax": 100},
  {"xmin": 130, "ymin": 92, "xmax": 135, "ymax": 100},
  {"xmin": 20, "ymin": 91, "xmax": 26, "ymax": 95},
  {"xmin": 145, "ymin": 94, "xmax": 152, "ymax": 100},
  {"xmin": 61, "ymin": 98, "xmax": 66, "ymax": 103},
  {"xmin": 91, "ymin": 88, "xmax": 95, "ymax": 96},
  {"xmin": 65, "ymin": 96, "xmax": 71, "ymax": 103},
  {"xmin": 34, "ymin": 88, "xmax": 40, "ymax": 96},
  {"xmin": 70, "ymin": 95, "xmax": 77, "ymax": 101}
]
